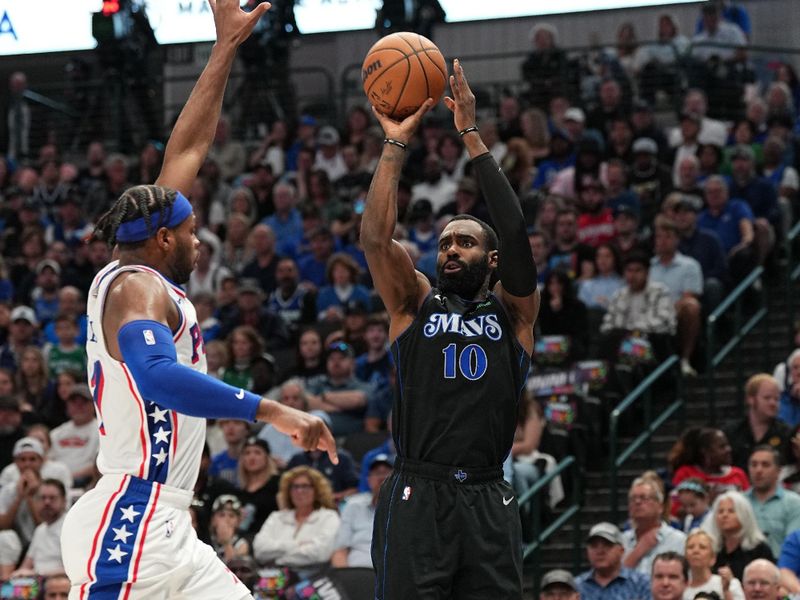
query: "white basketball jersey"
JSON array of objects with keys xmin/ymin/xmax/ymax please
[{"xmin": 86, "ymin": 261, "xmax": 208, "ymax": 492}]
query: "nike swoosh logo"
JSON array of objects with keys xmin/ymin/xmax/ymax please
[
  {"xmin": 503, "ymin": 496, "xmax": 514, "ymax": 506},
  {"xmin": 235, "ymin": 389, "xmax": 245, "ymax": 400}
]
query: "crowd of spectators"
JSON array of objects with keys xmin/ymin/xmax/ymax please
[{"xmin": 1, "ymin": 0, "xmax": 800, "ymax": 595}]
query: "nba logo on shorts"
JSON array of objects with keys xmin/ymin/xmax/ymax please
[
  {"xmin": 402, "ymin": 486, "xmax": 412, "ymax": 501},
  {"xmin": 143, "ymin": 330, "xmax": 156, "ymax": 345}
]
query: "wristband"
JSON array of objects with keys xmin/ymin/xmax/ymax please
[
  {"xmin": 459, "ymin": 126, "xmax": 479, "ymax": 137},
  {"xmin": 384, "ymin": 138, "xmax": 407, "ymax": 150}
]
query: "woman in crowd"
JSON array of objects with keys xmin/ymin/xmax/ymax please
[
  {"xmin": 252, "ymin": 466, "xmax": 340, "ymax": 574},
  {"xmin": 669, "ymin": 427, "xmax": 749, "ymax": 504},
  {"xmin": 220, "ymin": 213, "xmax": 252, "ymax": 273},
  {"xmin": 501, "ymin": 137, "xmax": 537, "ymax": 199},
  {"xmin": 701, "ymin": 490, "xmax": 773, "ymax": 580},
  {"xmin": 509, "ymin": 393, "xmax": 547, "ymax": 496},
  {"xmin": 221, "ymin": 326, "xmax": 274, "ymax": 394},
  {"xmin": 534, "ymin": 195, "xmax": 564, "ymax": 241},
  {"xmin": 344, "ymin": 106, "xmax": 372, "ymax": 152},
  {"xmin": 537, "ymin": 269, "xmax": 589, "ymax": 362},
  {"xmin": 675, "ymin": 478, "xmax": 711, "ymax": 532},
  {"xmin": 0, "ymin": 367, "xmax": 17, "ymax": 399},
  {"xmin": 684, "ymin": 528, "xmax": 745, "ymax": 600},
  {"xmin": 237, "ymin": 437, "xmax": 280, "ymax": 536},
  {"xmin": 16, "ymin": 346, "xmax": 55, "ymax": 425},
  {"xmin": 315, "ymin": 253, "xmax": 371, "ymax": 321},
  {"xmin": 205, "ymin": 339, "xmax": 229, "ymax": 380},
  {"xmin": 279, "ymin": 328, "xmax": 326, "ymax": 383},
  {"xmin": 578, "ymin": 243, "xmax": 624, "ymax": 311}
]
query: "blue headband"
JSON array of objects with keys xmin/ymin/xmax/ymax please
[{"xmin": 115, "ymin": 192, "xmax": 193, "ymax": 243}]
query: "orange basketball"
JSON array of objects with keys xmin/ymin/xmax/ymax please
[{"xmin": 361, "ymin": 32, "xmax": 448, "ymax": 120}]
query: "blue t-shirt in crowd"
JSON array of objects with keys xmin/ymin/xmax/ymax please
[
  {"xmin": 209, "ymin": 450, "xmax": 240, "ymax": 487},
  {"xmin": 779, "ymin": 391, "xmax": 800, "ymax": 428},
  {"xmin": 697, "ymin": 199, "xmax": 754, "ymax": 253}
]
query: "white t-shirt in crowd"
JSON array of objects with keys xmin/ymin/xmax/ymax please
[{"xmin": 49, "ymin": 420, "xmax": 99, "ymax": 476}]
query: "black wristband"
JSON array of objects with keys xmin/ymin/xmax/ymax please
[
  {"xmin": 459, "ymin": 126, "xmax": 479, "ymax": 137},
  {"xmin": 384, "ymin": 138, "xmax": 407, "ymax": 150}
]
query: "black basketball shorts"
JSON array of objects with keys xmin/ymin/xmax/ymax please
[{"xmin": 371, "ymin": 457, "xmax": 523, "ymax": 600}]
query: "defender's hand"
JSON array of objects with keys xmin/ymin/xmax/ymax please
[
  {"xmin": 443, "ymin": 59, "xmax": 477, "ymax": 133},
  {"xmin": 267, "ymin": 402, "xmax": 339, "ymax": 464},
  {"xmin": 208, "ymin": 0, "xmax": 271, "ymax": 48},
  {"xmin": 372, "ymin": 99, "xmax": 435, "ymax": 146}
]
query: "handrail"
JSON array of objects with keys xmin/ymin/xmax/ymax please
[
  {"xmin": 608, "ymin": 355, "xmax": 683, "ymax": 523},
  {"xmin": 23, "ymin": 90, "xmax": 79, "ymax": 118},
  {"xmin": 519, "ymin": 455, "xmax": 581, "ymax": 594},
  {"xmin": 705, "ymin": 266, "xmax": 768, "ymax": 424}
]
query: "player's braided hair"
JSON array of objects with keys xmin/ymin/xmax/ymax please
[{"xmin": 92, "ymin": 184, "xmax": 179, "ymax": 248}]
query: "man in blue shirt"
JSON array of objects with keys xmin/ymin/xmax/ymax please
[
  {"xmin": 673, "ymin": 194, "xmax": 728, "ymax": 309},
  {"xmin": 729, "ymin": 144, "xmax": 779, "ymax": 265},
  {"xmin": 649, "ymin": 216, "xmax": 703, "ymax": 376},
  {"xmin": 577, "ymin": 522, "xmax": 652, "ymax": 600},
  {"xmin": 698, "ymin": 175, "xmax": 757, "ymax": 282}
]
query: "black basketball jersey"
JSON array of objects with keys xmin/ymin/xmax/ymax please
[{"xmin": 390, "ymin": 288, "xmax": 531, "ymax": 468}]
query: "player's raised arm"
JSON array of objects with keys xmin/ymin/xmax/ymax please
[
  {"xmin": 360, "ymin": 101, "xmax": 434, "ymax": 329},
  {"xmin": 155, "ymin": 0, "xmax": 270, "ymax": 194},
  {"xmin": 444, "ymin": 59, "xmax": 540, "ymax": 351}
]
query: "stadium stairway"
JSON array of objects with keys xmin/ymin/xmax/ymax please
[{"xmin": 524, "ymin": 271, "xmax": 797, "ymax": 594}]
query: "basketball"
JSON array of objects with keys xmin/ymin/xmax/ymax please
[{"xmin": 361, "ymin": 32, "xmax": 448, "ymax": 120}]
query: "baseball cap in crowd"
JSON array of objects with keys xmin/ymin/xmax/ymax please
[
  {"xmin": 674, "ymin": 194, "xmax": 704, "ymax": 213},
  {"xmin": 633, "ymin": 98, "xmax": 653, "ymax": 113},
  {"xmin": 587, "ymin": 522, "xmax": 624, "ymax": 545},
  {"xmin": 243, "ymin": 436, "xmax": 271, "ymax": 456},
  {"xmin": 368, "ymin": 453, "xmax": 395, "ymax": 471},
  {"xmin": 317, "ymin": 126, "xmax": 340, "ymax": 146},
  {"xmin": 344, "ymin": 300, "xmax": 369, "ymax": 316},
  {"xmin": 632, "ymin": 137, "xmax": 658, "ymax": 155},
  {"xmin": 10, "ymin": 305, "xmax": 37, "ymax": 326},
  {"xmin": 540, "ymin": 569, "xmax": 578, "ymax": 592},
  {"xmin": 730, "ymin": 144, "xmax": 755, "ymax": 162},
  {"xmin": 611, "ymin": 192, "xmax": 641, "ymax": 220},
  {"xmin": 36, "ymin": 259, "xmax": 61, "ymax": 275},
  {"xmin": 299, "ymin": 114, "xmax": 317, "ymax": 128},
  {"xmin": 67, "ymin": 384, "xmax": 93, "ymax": 402},
  {"xmin": 564, "ymin": 108, "xmax": 585, "ymax": 124},
  {"xmin": 13, "ymin": 436, "xmax": 45, "ymax": 458},
  {"xmin": 326, "ymin": 341, "xmax": 355, "ymax": 359},
  {"xmin": 237, "ymin": 278, "xmax": 264, "ymax": 297},
  {"xmin": 212, "ymin": 494, "xmax": 242, "ymax": 514}
]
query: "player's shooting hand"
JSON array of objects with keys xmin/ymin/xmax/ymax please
[
  {"xmin": 372, "ymin": 99, "xmax": 435, "ymax": 146},
  {"xmin": 268, "ymin": 402, "xmax": 340, "ymax": 464},
  {"xmin": 443, "ymin": 59, "xmax": 477, "ymax": 133},
  {"xmin": 208, "ymin": 0, "xmax": 271, "ymax": 48}
]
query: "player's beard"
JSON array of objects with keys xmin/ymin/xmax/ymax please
[
  {"xmin": 437, "ymin": 254, "xmax": 490, "ymax": 300},
  {"xmin": 171, "ymin": 237, "xmax": 195, "ymax": 284}
]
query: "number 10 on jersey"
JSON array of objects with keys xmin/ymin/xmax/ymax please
[{"xmin": 442, "ymin": 343, "xmax": 488, "ymax": 381}]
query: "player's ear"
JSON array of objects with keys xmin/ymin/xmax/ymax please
[
  {"xmin": 155, "ymin": 227, "xmax": 172, "ymax": 251},
  {"xmin": 488, "ymin": 249, "xmax": 499, "ymax": 269}
]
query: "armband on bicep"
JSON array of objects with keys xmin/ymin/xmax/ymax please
[{"xmin": 117, "ymin": 320, "xmax": 261, "ymax": 421}]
